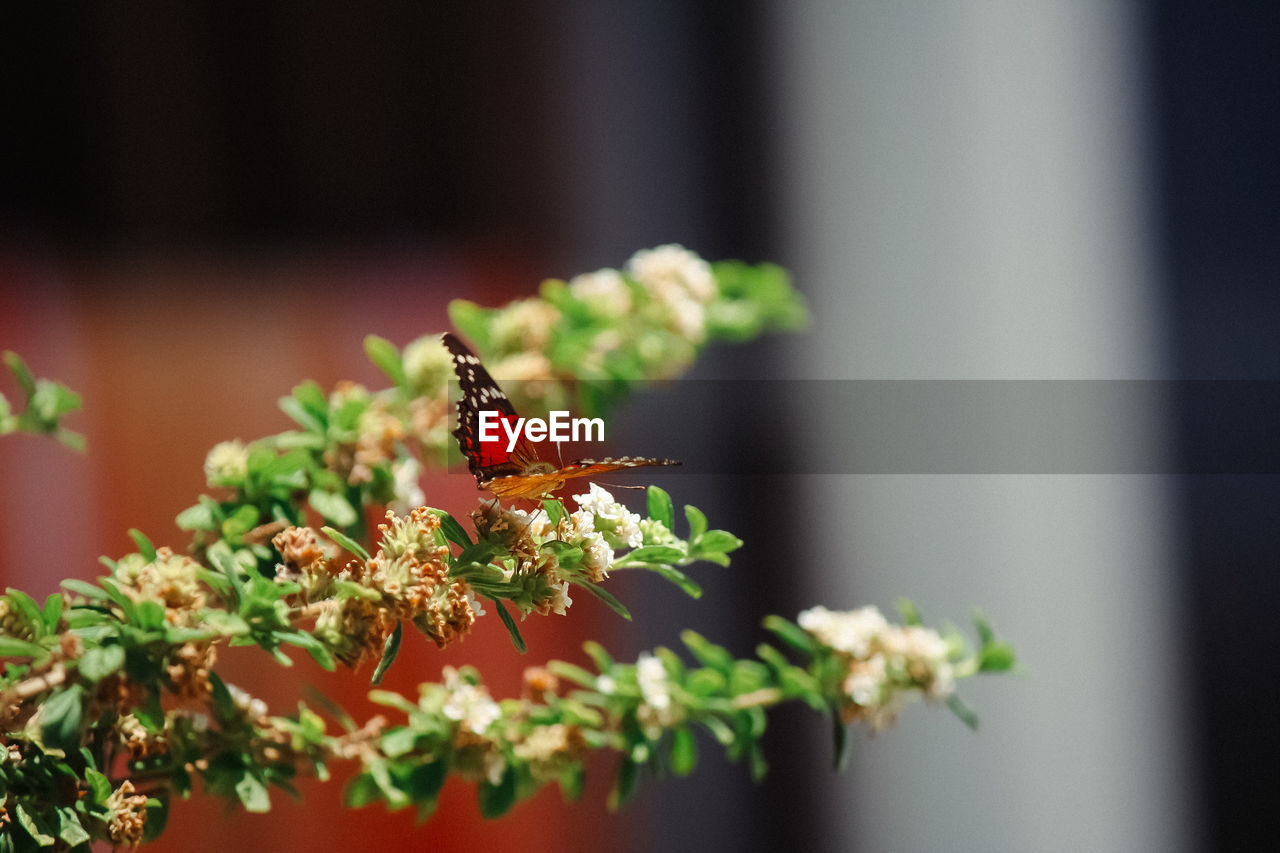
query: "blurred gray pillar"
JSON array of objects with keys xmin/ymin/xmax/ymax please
[{"xmin": 770, "ymin": 2, "xmax": 1197, "ymax": 852}]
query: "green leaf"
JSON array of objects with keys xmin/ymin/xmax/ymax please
[
  {"xmin": 279, "ymin": 631, "xmax": 336, "ymax": 671},
  {"xmin": 54, "ymin": 428, "xmax": 86, "ymax": 452},
  {"xmin": 762, "ymin": 615, "xmax": 815, "ymax": 653},
  {"xmin": 371, "ymin": 621, "xmax": 403, "ymax": 685},
  {"xmin": 624, "ymin": 545, "xmax": 685, "ymax": 563},
  {"xmin": 14, "ymin": 803, "xmax": 55, "ymax": 846},
  {"xmin": 608, "ymin": 757, "xmax": 639, "ymax": 810},
  {"xmin": 78, "ymin": 644, "xmax": 126, "ymax": 682},
  {"xmin": 581, "ymin": 640, "xmax": 614, "ymax": 673},
  {"xmin": 946, "ymin": 693, "xmax": 980, "ymax": 730},
  {"xmin": 5, "ymin": 588, "xmax": 45, "ymax": 637},
  {"xmin": 684, "ymin": 504, "xmax": 708, "ymax": 542},
  {"xmin": 681, "ymin": 630, "xmax": 732, "ymax": 671},
  {"xmin": 3, "ymin": 351, "xmax": 36, "ymax": 400},
  {"xmin": 575, "ymin": 580, "xmax": 631, "ymax": 620},
  {"xmin": 40, "ymin": 684, "xmax": 85, "ymax": 753},
  {"xmin": 489, "ymin": 598, "xmax": 527, "ymax": 653},
  {"xmin": 542, "ymin": 498, "xmax": 566, "ymax": 528},
  {"xmin": 221, "ymin": 504, "xmax": 261, "ymax": 541},
  {"xmin": 974, "ymin": 612, "xmax": 995, "ymax": 646},
  {"xmin": 128, "ymin": 528, "xmax": 158, "ymax": 562},
  {"xmin": 364, "ymin": 335, "xmax": 407, "ymax": 387},
  {"xmin": 546, "ymin": 661, "xmax": 598, "ymax": 689},
  {"xmin": 647, "ymin": 485, "xmax": 674, "ymax": 530},
  {"xmin": 278, "ymin": 395, "xmax": 323, "ymax": 432},
  {"xmin": 832, "ymin": 717, "xmax": 851, "ymax": 771},
  {"xmin": 694, "ymin": 530, "xmax": 743, "ymax": 555},
  {"xmin": 0, "ymin": 636, "xmax": 45, "ymax": 658},
  {"xmin": 57, "ymin": 806, "xmax": 90, "ymax": 847},
  {"xmin": 478, "ymin": 766, "xmax": 517, "ymax": 819},
  {"xmin": 60, "ymin": 578, "xmax": 108, "ymax": 602},
  {"xmin": 558, "ymin": 766, "xmax": 585, "ymax": 802},
  {"xmin": 897, "ymin": 597, "xmax": 922, "ymax": 626},
  {"xmin": 431, "ymin": 510, "xmax": 472, "ymax": 549},
  {"xmin": 380, "ymin": 727, "xmax": 418, "ymax": 759},
  {"xmin": 446, "ymin": 302, "xmax": 491, "ymax": 350},
  {"xmin": 175, "ymin": 502, "xmax": 216, "ymax": 531},
  {"xmin": 345, "ymin": 772, "xmax": 382, "ymax": 808},
  {"xmin": 369, "ymin": 759, "xmax": 407, "ymax": 808},
  {"xmin": 979, "ymin": 642, "xmax": 1017, "ymax": 673},
  {"xmin": 309, "ymin": 489, "xmax": 358, "ymax": 527},
  {"xmin": 405, "ymin": 760, "xmax": 447, "ymax": 807},
  {"xmin": 635, "ymin": 563, "xmax": 701, "ymax": 598},
  {"xmin": 670, "ymin": 726, "xmax": 697, "ymax": 776},
  {"xmin": 142, "ymin": 792, "xmax": 171, "ymax": 843},
  {"xmin": 85, "ymin": 768, "xmax": 112, "ymax": 804},
  {"xmin": 320, "ymin": 526, "xmax": 371, "ymax": 562},
  {"xmin": 134, "ymin": 600, "xmax": 167, "ymax": 631},
  {"xmin": 235, "ymin": 770, "xmax": 272, "ymax": 813},
  {"xmin": 41, "ymin": 592, "xmax": 63, "ymax": 631}
]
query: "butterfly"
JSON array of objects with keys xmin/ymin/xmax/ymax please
[{"xmin": 443, "ymin": 333, "xmax": 680, "ymax": 500}]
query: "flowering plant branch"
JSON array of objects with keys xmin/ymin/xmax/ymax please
[
  {"xmin": 0, "ymin": 352, "xmax": 83, "ymax": 451},
  {"xmin": 0, "ymin": 248, "xmax": 1015, "ymax": 850}
]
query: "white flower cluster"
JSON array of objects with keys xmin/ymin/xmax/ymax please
[
  {"xmin": 626, "ymin": 244, "xmax": 717, "ymax": 343},
  {"xmin": 491, "ymin": 298, "xmax": 561, "ymax": 353},
  {"xmin": 482, "ymin": 486, "xmax": 641, "ymax": 615},
  {"xmin": 798, "ymin": 605, "xmax": 956, "ymax": 730},
  {"xmin": 635, "ymin": 652, "xmax": 680, "ymax": 732},
  {"xmin": 572, "ymin": 483, "xmax": 643, "ymax": 550},
  {"xmin": 569, "ymin": 268, "xmax": 633, "ymax": 318},
  {"xmin": 203, "ymin": 439, "xmax": 250, "ymax": 487},
  {"xmin": 440, "ymin": 666, "xmax": 502, "ymax": 735},
  {"xmin": 388, "ymin": 457, "xmax": 424, "ymax": 514}
]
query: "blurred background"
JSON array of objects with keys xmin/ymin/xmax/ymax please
[{"xmin": 2, "ymin": 1, "xmax": 1277, "ymax": 850}]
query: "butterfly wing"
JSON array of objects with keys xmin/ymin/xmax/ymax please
[
  {"xmin": 443, "ymin": 332, "xmax": 543, "ymax": 483},
  {"xmin": 483, "ymin": 457, "xmax": 681, "ymax": 501},
  {"xmin": 557, "ymin": 457, "xmax": 683, "ymax": 480},
  {"xmin": 444, "ymin": 332, "xmax": 681, "ymax": 500}
]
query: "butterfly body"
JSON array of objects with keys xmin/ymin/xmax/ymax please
[{"xmin": 443, "ymin": 333, "xmax": 679, "ymax": 500}]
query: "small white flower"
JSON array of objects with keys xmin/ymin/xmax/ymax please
[
  {"xmin": 596, "ymin": 675, "xmax": 616, "ymax": 695},
  {"xmin": 665, "ymin": 294, "xmax": 707, "ymax": 342},
  {"xmin": 636, "ymin": 653, "xmax": 671, "ymax": 711},
  {"xmin": 573, "ymin": 483, "xmax": 619, "ymax": 517},
  {"xmin": 880, "ymin": 625, "xmax": 956, "ymax": 699},
  {"xmin": 559, "ymin": 509, "xmax": 598, "ymax": 543},
  {"xmin": 491, "ymin": 299, "xmax": 561, "ymax": 352},
  {"xmin": 627, "ymin": 244, "xmax": 716, "ymax": 304},
  {"xmin": 844, "ymin": 655, "xmax": 887, "ymax": 706},
  {"xmin": 441, "ymin": 667, "xmax": 502, "ymax": 734},
  {"xmin": 490, "ymin": 351, "xmax": 553, "ymax": 382},
  {"xmin": 798, "ymin": 605, "xmax": 889, "ymax": 658},
  {"xmin": 483, "ymin": 750, "xmax": 506, "ymax": 786},
  {"xmin": 204, "ymin": 440, "xmax": 250, "ymax": 486},
  {"xmin": 580, "ymin": 535, "xmax": 613, "ymax": 578},
  {"xmin": 549, "ymin": 580, "xmax": 573, "ymax": 615},
  {"xmin": 570, "ymin": 269, "xmax": 633, "ymax": 316},
  {"xmin": 402, "ymin": 335, "xmax": 454, "ymax": 391},
  {"xmin": 389, "ymin": 457, "xmax": 425, "ymax": 513},
  {"xmin": 573, "ymin": 484, "xmax": 643, "ymax": 548},
  {"xmin": 226, "ymin": 684, "xmax": 269, "ymax": 720}
]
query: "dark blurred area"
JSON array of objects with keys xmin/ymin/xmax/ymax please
[
  {"xmin": 2, "ymin": 1, "xmax": 1279, "ymax": 851},
  {"xmin": 1152, "ymin": 3, "xmax": 1280, "ymax": 850}
]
